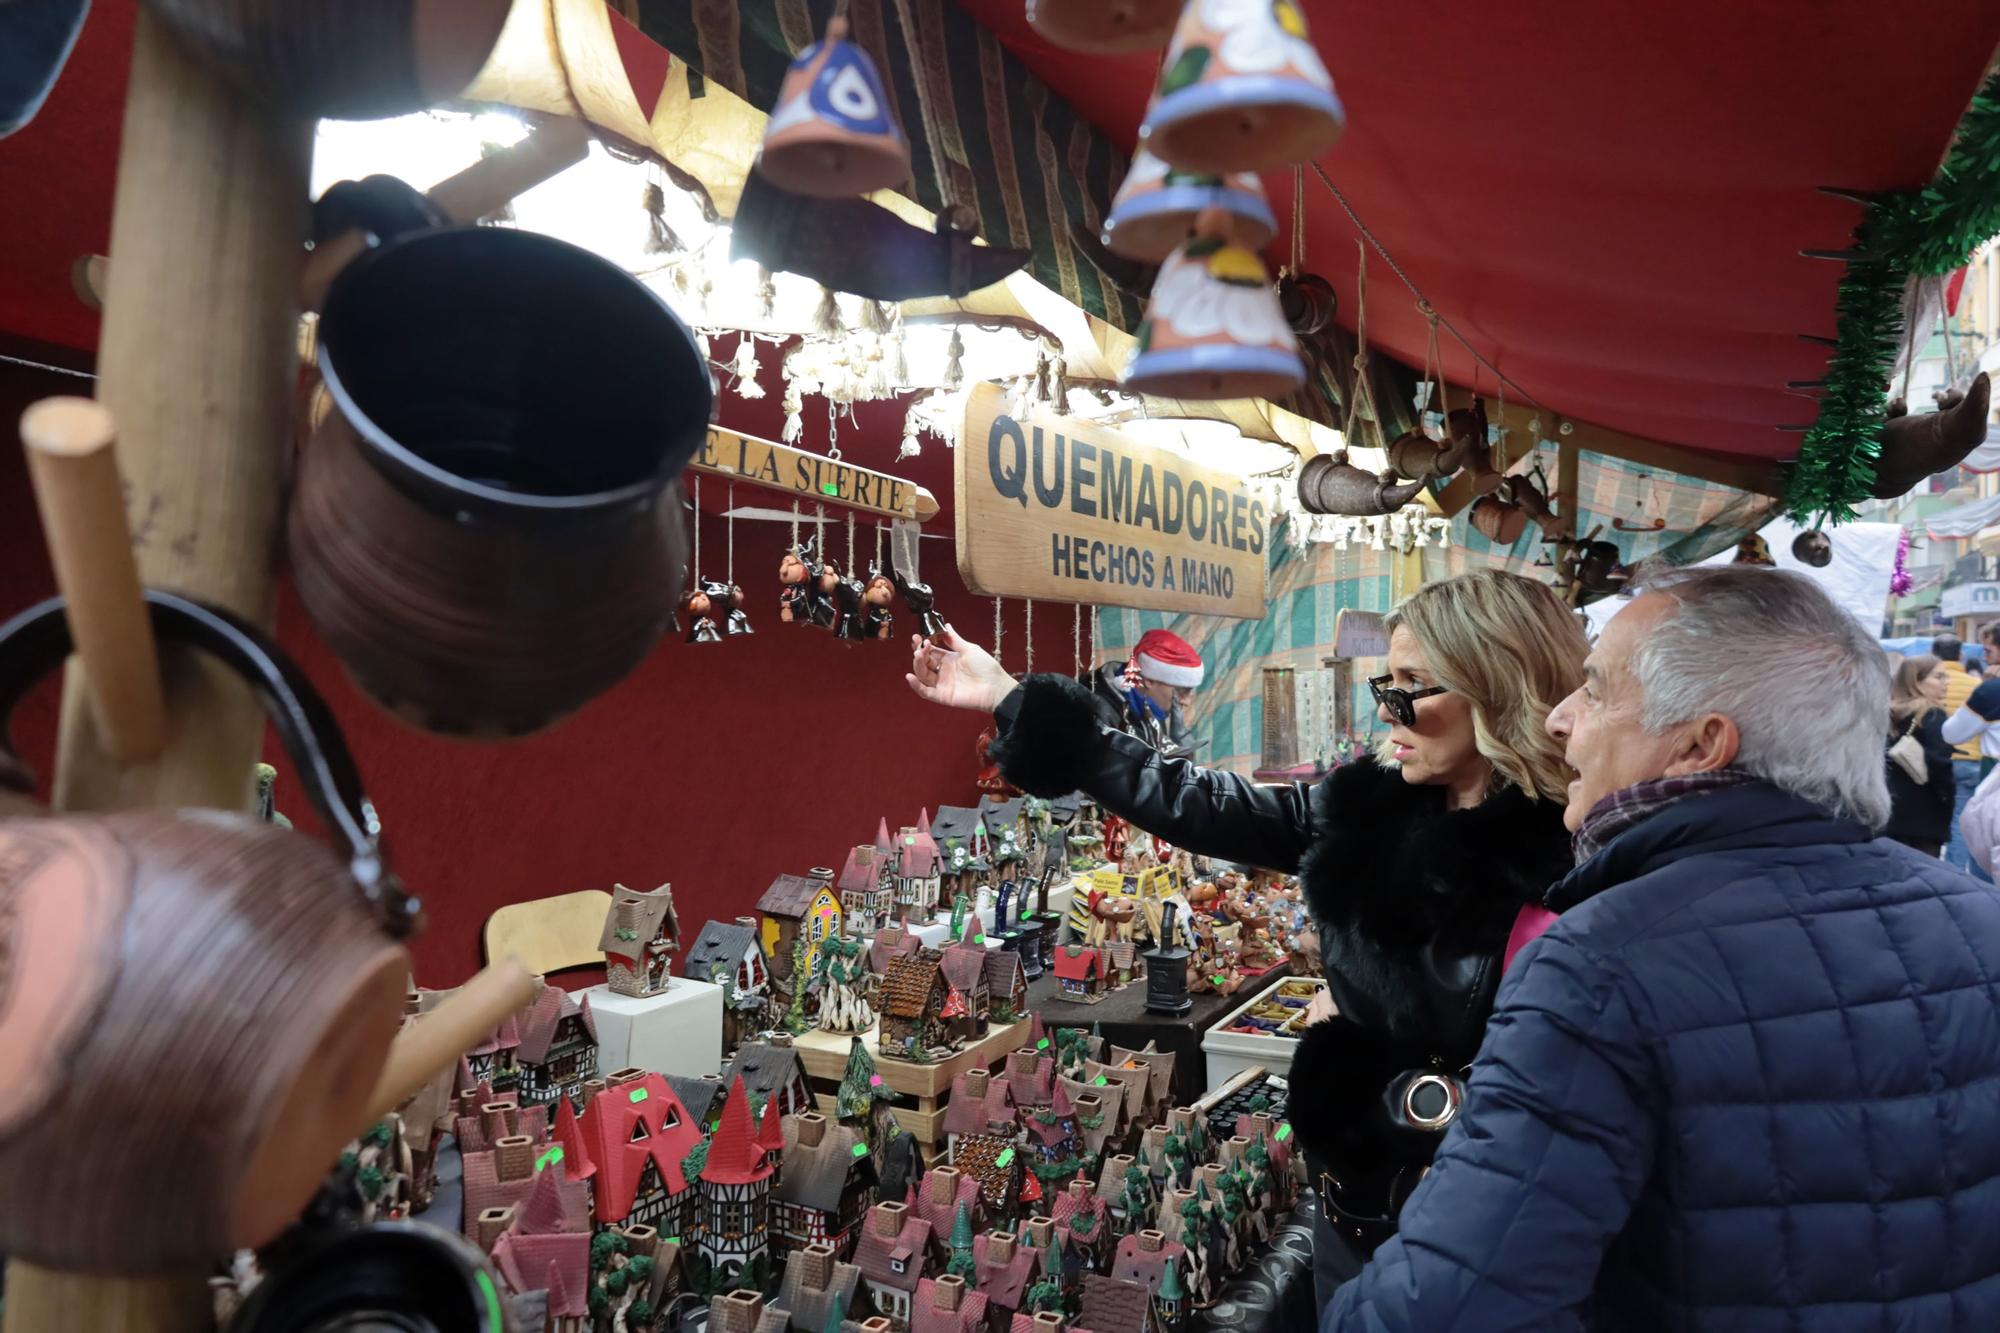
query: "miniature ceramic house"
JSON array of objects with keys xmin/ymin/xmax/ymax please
[
  {"xmin": 881, "ymin": 951, "xmax": 951, "ymax": 1060},
  {"xmin": 839, "ymin": 831, "xmax": 897, "ymax": 939},
  {"xmin": 1052, "ymin": 944, "xmax": 1108, "ymax": 1001},
  {"xmin": 453, "ymin": 1085, "xmax": 550, "ymax": 1156},
  {"xmin": 931, "ymin": 804, "xmax": 994, "ymax": 903},
  {"xmin": 698, "ymin": 1075, "xmax": 779, "ymax": 1288},
  {"xmin": 895, "ymin": 811, "xmax": 945, "ymax": 925},
  {"xmin": 686, "ymin": 917, "xmax": 774, "ymax": 1051},
  {"xmin": 466, "ymin": 1009, "xmax": 524, "ymax": 1092},
  {"xmin": 912, "ymin": 1166, "xmax": 984, "ymax": 1262},
  {"xmin": 1053, "ymin": 1178, "xmax": 1111, "ymax": 1271},
  {"xmin": 669, "ymin": 1072, "xmax": 728, "ymax": 1130},
  {"xmin": 514, "ymin": 982, "xmax": 597, "ymax": 1108},
  {"xmin": 974, "ymin": 1229, "xmax": 1042, "ymax": 1329},
  {"xmin": 776, "ymin": 1242, "xmax": 864, "ymax": 1332},
  {"xmin": 599, "ymin": 882, "xmax": 681, "ymax": 998},
  {"xmin": 944, "ymin": 1069, "xmax": 1018, "ymax": 1162},
  {"xmin": 561, "ymin": 1069, "xmax": 704, "ymax": 1236},
  {"xmin": 939, "ymin": 940, "xmax": 993, "ymax": 1044},
  {"xmin": 726, "ymin": 1040, "xmax": 817, "ymax": 1119},
  {"xmin": 870, "ymin": 922, "xmax": 922, "ymax": 974},
  {"xmin": 855, "ymin": 1200, "xmax": 934, "ymax": 1325},
  {"xmin": 773, "ymin": 1113, "xmax": 878, "ymax": 1257},
  {"xmin": 707, "ymin": 1288, "xmax": 790, "ymax": 1333},
  {"xmin": 488, "ymin": 1167, "xmax": 591, "ymax": 1326},
  {"xmin": 758, "ymin": 870, "xmax": 843, "ymax": 984},
  {"xmin": 980, "ymin": 796, "xmax": 1032, "ymax": 867},
  {"xmin": 984, "ymin": 950, "xmax": 1029, "ymax": 1025},
  {"xmin": 1076, "ymin": 1273, "xmax": 1153, "ymax": 1333},
  {"xmin": 464, "ymin": 1133, "xmax": 592, "ymax": 1250},
  {"xmin": 913, "ymin": 1273, "xmax": 989, "ymax": 1333}
]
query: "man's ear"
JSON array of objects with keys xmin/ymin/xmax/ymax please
[{"xmin": 1663, "ymin": 713, "xmax": 1740, "ymax": 777}]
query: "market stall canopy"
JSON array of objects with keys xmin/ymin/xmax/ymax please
[{"xmin": 1923, "ymin": 492, "xmax": 2000, "ymax": 541}]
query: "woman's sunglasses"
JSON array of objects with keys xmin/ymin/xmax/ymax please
[{"xmin": 1368, "ymin": 674, "xmax": 1450, "ymax": 726}]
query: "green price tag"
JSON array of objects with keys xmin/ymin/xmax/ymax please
[
  {"xmin": 1211, "ymin": 975, "xmax": 1225, "ymax": 985},
  {"xmin": 662, "ymin": 1236, "xmax": 680, "ymax": 1245},
  {"xmin": 996, "ymin": 1148, "xmax": 1016, "ymax": 1168},
  {"xmin": 1037, "ymin": 1038, "xmax": 1050, "ymax": 1050},
  {"xmin": 1093, "ymin": 1075, "xmax": 1108, "ymax": 1086},
  {"xmin": 535, "ymin": 1145, "xmax": 564, "ymax": 1172},
  {"xmin": 821, "ymin": 482, "xmax": 841, "ymax": 496},
  {"xmin": 1276, "ymin": 1124, "xmax": 1292, "ymax": 1141},
  {"xmin": 853, "ymin": 1142, "xmax": 871, "ymax": 1158},
  {"xmin": 629, "ymin": 1087, "xmax": 649, "ymax": 1103}
]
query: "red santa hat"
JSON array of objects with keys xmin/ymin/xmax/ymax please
[{"xmin": 1131, "ymin": 629, "xmax": 1204, "ymax": 689}]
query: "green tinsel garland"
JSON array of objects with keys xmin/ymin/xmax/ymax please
[{"xmin": 1783, "ymin": 72, "xmax": 2000, "ymax": 524}]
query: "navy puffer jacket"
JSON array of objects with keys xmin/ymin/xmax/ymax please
[{"xmin": 1326, "ymin": 782, "xmax": 2000, "ymax": 1331}]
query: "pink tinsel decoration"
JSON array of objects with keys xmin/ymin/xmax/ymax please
[{"xmin": 1890, "ymin": 528, "xmax": 1914, "ymax": 598}]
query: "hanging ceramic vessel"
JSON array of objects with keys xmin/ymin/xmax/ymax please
[
  {"xmin": 1140, "ymin": 0, "xmax": 1346, "ymax": 174},
  {"xmin": 756, "ymin": 16, "xmax": 912, "ymax": 198},
  {"xmin": 1296, "ymin": 452, "xmax": 1425, "ymax": 516},
  {"xmin": 1025, "ymin": 0, "xmax": 1181, "ymax": 53},
  {"xmin": 1469, "ymin": 492, "xmax": 1528, "ymax": 545},
  {"xmin": 1103, "ymin": 149, "xmax": 1276, "ymax": 263},
  {"xmin": 1869, "ymin": 371, "xmax": 1991, "ymax": 499},
  {"xmin": 1125, "ymin": 212, "xmax": 1304, "ymax": 401}
]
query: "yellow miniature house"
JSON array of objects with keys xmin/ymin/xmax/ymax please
[{"xmin": 757, "ymin": 871, "xmax": 844, "ymax": 981}]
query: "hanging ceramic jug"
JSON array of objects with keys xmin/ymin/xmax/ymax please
[
  {"xmin": 137, "ymin": 0, "xmax": 512, "ymax": 120},
  {"xmin": 1125, "ymin": 209, "xmax": 1304, "ymax": 401},
  {"xmin": 290, "ymin": 177, "xmax": 704, "ymax": 740},
  {"xmin": 756, "ymin": 16, "xmax": 912, "ymax": 198},
  {"xmin": 1025, "ymin": 0, "xmax": 1181, "ymax": 53},
  {"xmin": 1469, "ymin": 491, "xmax": 1528, "ymax": 545},
  {"xmin": 1103, "ymin": 148, "xmax": 1276, "ymax": 263},
  {"xmin": 0, "ymin": 591, "xmax": 417, "ymax": 1271},
  {"xmin": 1140, "ymin": 0, "xmax": 1346, "ymax": 174}
]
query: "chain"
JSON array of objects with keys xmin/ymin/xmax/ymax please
[
  {"xmin": 1025, "ymin": 599, "xmax": 1034, "ymax": 674},
  {"xmin": 1073, "ymin": 604, "xmax": 1083, "ymax": 677},
  {"xmin": 826, "ymin": 401, "xmax": 841, "ymax": 460},
  {"xmin": 1311, "ymin": 162, "xmax": 1550, "ymax": 417}
]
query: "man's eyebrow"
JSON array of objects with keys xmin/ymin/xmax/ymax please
[{"xmin": 1583, "ymin": 663, "xmax": 1602, "ymax": 680}]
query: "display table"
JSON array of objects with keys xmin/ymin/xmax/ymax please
[
  {"xmin": 1022, "ymin": 961, "xmax": 1293, "ymax": 1104},
  {"xmin": 582, "ymin": 977, "xmax": 725, "ymax": 1078}
]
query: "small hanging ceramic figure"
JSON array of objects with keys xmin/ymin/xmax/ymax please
[
  {"xmin": 716, "ymin": 580, "xmax": 754, "ymax": 635},
  {"xmin": 893, "ymin": 568, "xmax": 946, "ymax": 638},
  {"xmin": 779, "ymin": 543, "xmax": 815, "ymax": 624},
  {"xmin": 812, "ymin": 559, "xmax": 844, "ymax": 631},
  {"xmin": 682, "ymin": 584, "xmax": 723, "ymax": 644},
  {"xmin": 832, "ymin": 571, "xmax": 870, "ymax": 641},
  {"xmin": 860, "ymin": 567, "xmax": 896, "ymax": 640}
]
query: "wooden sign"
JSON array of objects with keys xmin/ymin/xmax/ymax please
[
  {"xmin": 954, "ymin": 385, "xmax": 1269, "ymax": 618},
  {"xmin": 1332, "ymin": 609, "xmax": 1389, "ymax": 658},
  {"xmin": 691, "ymin": 426, "xmax": 939, "ymax": 522}
]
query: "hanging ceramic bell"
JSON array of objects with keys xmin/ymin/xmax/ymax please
[
  {"xmin": 1025, "ymin": 0, "xmax": 1182, "ymax": 53},
  {"xmin": 756, "ymin": 16, "xmax": 912, "ymax": 198},
  {"xmin": 1140, "ymin": 0, "xmax": 1346, "ymax": 174},
  {"xmin": 1103, "ymin": 149, "xmax": 1276, "ymax": 263},
  {"xmin": 1125, "ymin": 209, "xmax": 1304, "ymax": 401}
]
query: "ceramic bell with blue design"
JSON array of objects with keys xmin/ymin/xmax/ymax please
[
  {"xmin": 1025, "ymin": 0, "xmax": 1181, "ymax": 53},
  {"xmin": 1124, "ymin": 207, "xmax": 1304, "ymax": 401},
  {"xmin": 1141, "ymin": 0, "xmax": 1345, "ymax": 174},
  {"xmin": 757, "ymin": 16, "xmax": 912, "ymax": 198},
  {"xmin": 1104, "ymin": 148, "xmax": 1276, "ymax": 262}
]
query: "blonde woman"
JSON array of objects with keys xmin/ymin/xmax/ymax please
[
  {"xmin": 908, "ymin": 568, "xmax": 1586, "ymax": 1300},
  {"xmin": 1885, "ymin": 653, "xmax": 1956, "ymax": 856}
]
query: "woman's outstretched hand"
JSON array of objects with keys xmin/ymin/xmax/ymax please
[{"xmin": 906, "ymin": 624, "xmax": 1019, "ymax": 712}]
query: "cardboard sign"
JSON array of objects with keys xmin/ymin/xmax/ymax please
[
  {"xmin": 955, "ymin": 385, "xmax": 1269, "ymax": 618},
  {"xmin": 1332, "ymin": 609, "xmax": 1389, "ymax": 659},
  {"xmin": 692, "ymin": 426, "xmax": 939, "ymax": 522},
  {"xmin": 1091, "ymin": 868, "xmax": 1126, "ymax": 901}
]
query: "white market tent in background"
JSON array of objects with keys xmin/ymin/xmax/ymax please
[{"xmin": 1585, "ymin": 519, "xmax": 1905, "ymax": 641}]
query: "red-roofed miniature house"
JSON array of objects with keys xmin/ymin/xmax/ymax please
[
  {"xmin": 699, "ymin": 1074, "xmax": 777, "ymax": 1287},
  {"xmin": 463, "ymin": 1134, "xmax": 592, "ymax": 1251},
  {"xmin": 514, "ymin": 982, "xmax": 598, "ymax": 1108},
  {"xmin": 467, "ymin": 1009, "xmax": 523, "ymax": 1091},
  {"xmin": 855, "ymin": 1199, "xmax": 934, "ymax": 1325},
  {"xmin": 838, "ymin": 834, "xmax": 896, "ymax": 939},
  {"xmin": 1052, "ymin": 945, "xmax": 1106, "ymax": 1001},
  {"xmin": 490, "ymin": 1168, "xmax": 590, "ymax": 1330},
  {"xmin": 912, "ymin": 1274, "xmax": 989, "ymax": 1333},
  {"xmin": 572, "ymin": 1071, "xmax": 703, "ymax": 1235},
  {"xmin": 911, "ymin": 1167, "xmax": 983, "ymax": 1262},
  {"xmin": 895, "ymin": 812, "xmax": 944, "ymax": 925},
  {"xmin": 973, "ymin": 1228, "xmax": 1042, "ymax": 1325}
]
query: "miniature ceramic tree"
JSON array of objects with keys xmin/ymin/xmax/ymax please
[
  {"xmin": 816, "ymin": 935, "xmax": 874, "ymax": 1033},
  {"xmin": 1025, "ymin": 1233, "xmax": 1067, "ymax": 1313},
  {"xmin": 1118, "ymin": 1165, "xmax": 1152, "ymax": 1234},
  {"xmin": 947, "ymin": 1201, "xmax": 977, "ymax": 1278},
  {"xmin": 782, "ymin": 937, "xmax": 811, "ymax": 1034}
]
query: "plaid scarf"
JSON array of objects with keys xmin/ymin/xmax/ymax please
[{"xmin": 1572, "ymin": 768, "xmax": 1759, "ymax": 864}]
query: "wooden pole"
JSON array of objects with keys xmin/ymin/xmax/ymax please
[{"xmin": 7, "ymin": 10, "xmax": 314, "ymax": 1330}]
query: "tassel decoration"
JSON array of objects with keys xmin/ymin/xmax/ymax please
[
  {"xmin": 782, "ymin": 383, "xmax": 804, "ymax": 444},
  {"xmin": 1033, "ymin": 351, "xmax": 1051, "ymax": 403},
  {"xmin": 900, "ymin": 407, "xmax": 923, "ymax": 460},
  {"xmin": 813, "ymin": 286, "xmax": 843, "ymax": 340},
  {"xmin": 642, "ymin": 180, "xmax": 685, "ymax": 255},
  {"xmin": 861, "ymin": 299, "xmax": 894, "ymax": 336},
  {"xmin": 1052, "ymin": 356, "xmax": 1071, "ymax": 414},
  {"xmin": 731, "ymin": 334, "xmax": 765, "ymax": 399},
  {"xmin": 891, "ymin": 327, "xmax": 910, "ymax": 389},
  {"xmin": 757, "ymin": 265, "xmax": 778, "ymax": 321},
  {"xmin": 944, "ymin": 328, "xmax": 965, "ymax": 389}
]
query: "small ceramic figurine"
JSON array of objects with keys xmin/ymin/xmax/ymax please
[
  {"xmin": 892, "ymin": 567, "xmax": 946, "ymax": 638},
  {"xmin": 832, "ymin": 571, "xmax": 870, "ymax": 641},
  {"xmin": 861, "ymin": 567, "xmax": 896, "ymax": 639},
  {"xmin": 682, "ymin": 584, "xmax": 723, "ymax": 644},
  {"xmin": 721, "ymin": 580, "xmax": 753, "ymax": 635},
  {"xmin": 778, "ymin": 543, "xmax": 816, "ymax": 624}
]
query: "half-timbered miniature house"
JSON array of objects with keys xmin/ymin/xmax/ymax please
[
  {"xmin": 912, "ymin": 1167, "xmax": 983, "ymax": 1263},
  {"xmin": 895, "ymin": 812, "xmax": 944, "ymax": 926},
  {"xmin": 565, "ymin": 1069, "xmax": 704, "ymax": 1237},
  {"xmin": 838, "ymin": 836, "xmax": 896, "ymax": 939},
  {"xmin": 983, "ymin": 951, "xmax": 1028, "ymax": 1025},
  {"xmin": 466, "ymin": 1010, "xmax": 523, "ymax": 1092},
  {"xmin": 514, "ymin": 983, "xmax": 597, "ymax": 1108},
  {"xmin": 930, "ymin": 805, "xmax": 993, "ymax": 905},
  {"xmin": 772, "ymin": 1112, "xmax": 877, "ymax": 1258},
  {"xmin": 699, "ymin": 1074, "xmax": 778, "ymax": 1288},
  {"xmin": 855, "ymin": 1200, "xmax": 933, "ymax": 1326},
  {"xmin": 599, "ymin": 882, "xmax": 681, "ymax": 998},
  {"xmin": 725, "ymin": 1039, "xmax": 816, "ymax": 1119},
  {"xmin": 938, "ymin": 941, "xmax": 992, "ymax": 1045},
  {"xmin": 880, "ymin": 952, "xmax": 949, "ymax": 1060}
]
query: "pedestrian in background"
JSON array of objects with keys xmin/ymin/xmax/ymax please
[
  {"xmin": 1931, "ymin": 633, "xmax": 1984, "ymax": 870},
  {"xmin": 1884, "ymin": 653, "xmax": 1955, "ymax": 856}
]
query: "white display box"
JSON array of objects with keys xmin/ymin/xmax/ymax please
[
  {"xmin": 582, "ymin": 977, "xmax": 725, "ymax": 1078},
  {"xmin": 1201, "ymin": 975, "xmax": 1326, "ymax": 1091}
]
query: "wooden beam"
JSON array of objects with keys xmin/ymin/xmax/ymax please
[
  {"xmin": 692, "ymin": 425, "xmax": 939, "ymax": 523},
  {"xmin": 1558, "ymin": 437, "xmax": 1581, "ymax": 539}
]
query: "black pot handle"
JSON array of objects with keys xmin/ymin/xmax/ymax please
[
  {"xmin": 312, "ymin": 174, "xmax": 448, "ymax": 249},
  {"xmin": 0, "ymin": 590, "xmax": 422, "ymax": 938}
]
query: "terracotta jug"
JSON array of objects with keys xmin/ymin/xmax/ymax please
[
  {"xmin": 0, "ymin": 590, "xmax": 416, "ymax": 1272},
  {"xmin": 138, "ymin": 0, "xmax": 512, "ymax": 119},
  {"xmin": 289, "ymin": 178, "xmax": 704, "ymax": 739}
]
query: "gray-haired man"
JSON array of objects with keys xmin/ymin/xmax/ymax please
[{"xmin": 1325, "ymin": 568, "xmax": 2000, "ymax": 1332}]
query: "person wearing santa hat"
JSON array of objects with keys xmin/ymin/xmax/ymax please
[{"xmin": 1084, "ymin": 627, "xmax": 1206, "ymax": 759}]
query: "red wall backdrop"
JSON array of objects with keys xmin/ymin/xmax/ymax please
[{"xmin": 0, "ymin": 352, "xmax": 1088, "ymax": 984}]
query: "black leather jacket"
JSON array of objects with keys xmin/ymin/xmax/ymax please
[{"xmin": 990, "ymin": 673, "xmax": 1575, "ymax": 1242}]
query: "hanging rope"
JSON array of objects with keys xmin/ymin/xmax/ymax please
[
  {"xmin": 1421, "ymin": 307, "xmax": 1448, "ymax": 428},
  {"xmin": 1024, "ymin": 599, "xmax": 1034, "ymax": 674},
  {"xmin": 1340, "ymin": 240, "xmax": 1385, "ymax": 451},
  {"xmin": 846, "ymin": 509, "xmax": 856, "ymax": 572},
  {"xmin": 1284, "ymin": 165, "xmax": 1307, "ymax": 279},
  {"xmin": 993, "ymin": 596, "xmax": 1004, "ymax": 670},
  {"xmin": 874, "ymin": 520, "xmax": 885, "ymax": 573},
  {"xmin": 789, "ymin": 498, "xmax": 801, "ymax": 549},
  {"xmin": 726, "ymin": 481, "xmax": 736, "ymax": 583},
  {"xmin": 1089, "ymin": 604, "xmax": 1101, "ymax": 674},
  {"xmin": 1073, "ymin": 604, "xmax": 1083, "ymax": 678}
]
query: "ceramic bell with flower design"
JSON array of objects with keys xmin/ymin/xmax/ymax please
[
  {"xmin": 1142, "ymin": 0, "xmax": 1345, "ymax": 174},
  {"xmin": 1025, "ymin": 0, "xmax": 1182, "ymax": 53},
  {"xmin": 1124, "ymin": 208, "xmax": 1304, "ymax": 401},
  {"xmin": 757, "ymin": 15, "xmax": 912, "ymax": 198},
  {"xmin": 1103, "ymin": 148, "xmax": 1277, "ymax": 263}
]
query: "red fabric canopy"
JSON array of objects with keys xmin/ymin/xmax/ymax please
[{"xmin": 959, "ymin": 0, "xmax": 2000, "ymax": 461}]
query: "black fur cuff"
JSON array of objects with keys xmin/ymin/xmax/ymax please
[
  {"xmin": 989, "ymin": 673, "xmax": 1107, "ymax": 798},
  {"xmin": 1285, "ymin": 1014, "xmax": 1439, "ymax": 1168}
]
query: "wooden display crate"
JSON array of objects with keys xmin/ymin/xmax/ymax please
[{"xmin": 793, "ymin": 1016, "xmax": 1033, "ymax": 1156}]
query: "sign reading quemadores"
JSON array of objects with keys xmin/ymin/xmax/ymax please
[{"xmin": 955, "ymin": 384, "xmax": 1269, "ymax": 619}]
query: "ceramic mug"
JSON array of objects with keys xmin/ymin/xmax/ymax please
[
  {"xmin": 289, "ymin": 178, "xmax": 706, "ymax": 739},
  {"xmin": 0, "ymin": 590, "xmax": 417, "ymax": 1272}
]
